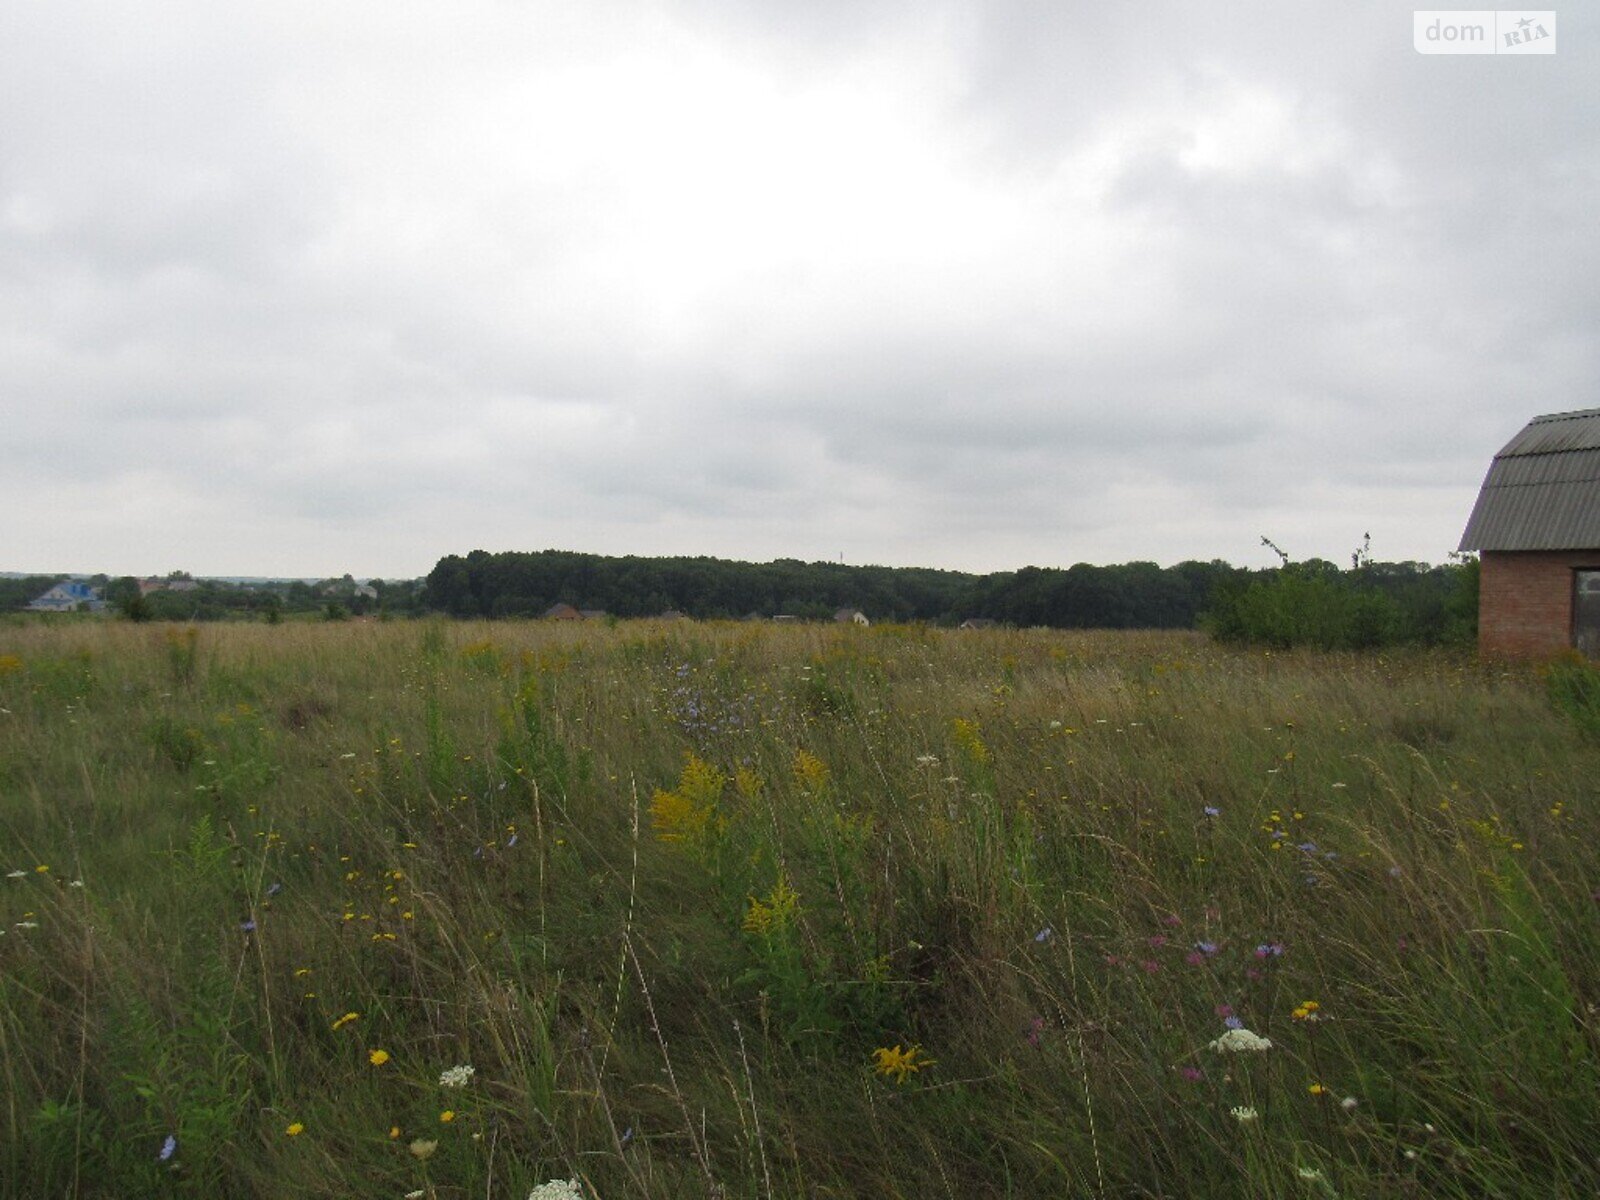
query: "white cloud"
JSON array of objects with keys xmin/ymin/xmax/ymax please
[{"xmin": 2, "ymin": 1, "xmax": 1596, "ymax": 576}]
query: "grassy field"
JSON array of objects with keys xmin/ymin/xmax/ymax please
[{"xmin": 0, "ymin": 618, "xmax": 1595, "ymax": 1199}]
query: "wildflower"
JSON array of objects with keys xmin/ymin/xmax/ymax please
[
  {"xmin": 331, "ymin": 1012, "xmax": 360, "ymax": 1030},
  {"xmin": 439, "ymin": 1064, "xmax": 475, "ymax": 1088},
  {"xmin": 1254, "ymin": 942, "xmax": 1285, "ymax": 959},
  {"xmin": 369, "ymin": 1049, "xmax": 390, "ymax": 1066},
  {"xmin": 34, "ymin": 865, "xmax": 48, "ymax": 874},
  {"xmin": 1195, "ymin": 941, "xmax": 1218, "ymax": 955},
  {"xmin": 1179, "ymin": 1066, "xmax": 1202, "ymax": 1081},
  {"xmin": 742, "ymin": 875, "xmax": 800, "ymax": 937},
  {"xmin": 527, "ymin": 1181, "xmax": 583, "ymax": 1200},
  {"xmin": 158, "ymin": 1134, "xmax": 178, "ymax": 1162},
  {"xmin": 1224, "ymin": 1015, "xmax": 1244, "ymax": 1030},
  {"xmin": 409, "ymin": 1138, "xmax": 438, "ymax": 1159},
  {"xmin": 1308, "ymin": 1082, "xmax": 1328, "ymax": 1096},
  {"xmin": 1203, "ymin": 806, "xmax": 1221, "ymax": 817},
  {"xmin": 1034, "ymin": 926, "xmax": 1054, "ymax": 943},
  {"xmin": 1230, "ymin": 1106, "xmax": 1260, "ymax": 1122},
  {"xmin": 1291, "ymin": 1000, "xmax": 1322, "ymax": 1022},
  {"xmin": 914, "ymin": 754, "xmax": 940, "ymax": 767},
  {"xmin": 239, "ymin": 919, "xmax": 257, "ymax": 933},
  {"xmin": 871, "ymin": 1043, "xmax": 935, "ymax": 1084},
  {"xmin": 266, "ymin": 882, "xmax": 283, "ymax": 897},
  {"xmin": 1297, "ymin": 1167, "xmax": 1324, "ymax": 1181},
  {"xmin": 439, "ymin": 1110, "xmax": 455, "ymax": 1123},
  {"xmin": 5, "ymin": 870, "xmax": 24, "ymax": 879},
  {"xmin": 389, "ymin": 1125, "xmax": 401, "ymax": 1139},
  {"xmin": 285, "ymin": 1122, "xmax": 304, "ymax": 1137},
  {"xmin": 1208, "ymin": 1028, "xmax": 1272, "ymax": 1053},
  {"xmin": 406, "ymin": 1192, "xmax": 425, "ymax": 1199},
  {"xmin": 1340, "ymin": 1096, "xmax": 1359, "ymax": 1111},
  {"xmin": 68, "ymin": 879, "xmax": 84, "ymax": 888}
]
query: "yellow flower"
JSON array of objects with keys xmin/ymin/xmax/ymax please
[
  {"xmin": 950, "ymin": 718, "xmax": 991, "ymax": 765},
  {"xmin": 331, "ymin": 1011, "xmax": 360, "ymax": 1030},
  {"xmin": 369, "ymin": 1049, "xmax": 390, "ymax": 1066},
  {"xmin": 1308, "ymin": 1083, "xmax": 1328, "ymax": 1096},
  {"xmin": 439, "ymin": 1110, "xmax": 455, "ymax": 1123},
  {"xmin": 388, "ymin": 1125, "xmax": 401, "ymax": 1139},
  {"xmin": 741, "ymin": 874, "xmax": 801, "ymax": 937},
  {"xmin": 649, "ymin": 752, "xmax": 726, "ymax": 846},
  {"xmin": 793, "ymin": 749, "xmax": 830, "ymax": 792},
  {"xmin": 872, "ymin": 1043, "xmax": 935, "ymax": 1084},
  {"xmin": 285, "ymin": 1122, "xmax": 304, "ymax": 1137}
]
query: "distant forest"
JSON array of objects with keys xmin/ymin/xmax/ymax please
[
  {"xmin": 420, "ymin": 548, "xmax": 1473, "ymax": 637},
  {"xmin": 3, "ymin": 551, "xmax": 1474, "ymax": 641}
]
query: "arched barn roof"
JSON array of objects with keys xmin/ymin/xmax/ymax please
[{"xmin": 1459, "ymin": 408, "xmax": 1600, "ymax": 551}]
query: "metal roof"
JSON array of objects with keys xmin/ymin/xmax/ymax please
[{"xmin": 1459, "ymin": 410, "xmax": 1600, "ymax": 551}]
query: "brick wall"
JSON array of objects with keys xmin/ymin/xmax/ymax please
[{"xmin": 1479, "ymin": 550, "xmax": 1600, "ymax": 658}]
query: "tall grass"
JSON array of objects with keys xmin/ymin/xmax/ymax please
[{"xmin": 0, "ymin": 619, "xmax": 1595, "ymax": 1198}]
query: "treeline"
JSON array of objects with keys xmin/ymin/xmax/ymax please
[
  {"xmin": 1203, "ymin": 557, "xmax": 1478, "ymax": 649},
  {"xmin": 416, "ymin": 549, "xmax": 1371, "ymax": 631},
  {"xmin": 4, "ymin": 575, "xmax": 425, "ymax": 621},
  {"xmin": 422, "ymin": 548, "xmax": 1477, "ymax": 640}
]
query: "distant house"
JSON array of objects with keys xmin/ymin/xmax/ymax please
[
  {"xmin": 1459, "ymin": 407, "xmax": 1600, "ymax": 657},
  {"xmin": 353, "ymin": 584, "xmax": 378, "ymax": 601},
  {"xmin": 959, "ymin": 618, "xmax": 997, "ymax": 630},
  {"xmin": 834, "ymin": 608, "xmax": 869, "ymax": 626},
  {"xmin": 28, "ymin": 581, "xmax": 105, "ymax": 613},
  {"xmin": 543, "ymin": 603, "xmax": 583, "ymax": 620},
  {"xmin": 137, "ymin": 578, "xmax": 167, "ymax": 596},
  {"xmin": 167, "ymin": 579, "xmax": 200, "ymax": 593}
]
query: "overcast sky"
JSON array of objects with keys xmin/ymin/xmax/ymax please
[{"xmin": 3, "ymin": 3, "xmax": 1595, "ymax": 579}]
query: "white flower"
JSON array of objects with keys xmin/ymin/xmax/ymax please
[
  {"xmin": 1297, "ymin": 1167, "xmax": 1324, "ymax": 1181},
  {"xmin": 914, "ymin": 754, "xmax": 940, "ymax": 767},
  {"xmin": 438, "ymin": 1064, "xmax": 475, "ymax": 1088},
  {"xmin": 1340, "ymin": 1096, "xmax": 1359, "ymax": 1111},
  {"xmin": 6, "ymin": 870, "xmax": 25, "ymax": 879},
  {"xmin": 1230, "ymin": 1105, "xmax": 1260, "ymax": 1122},
  {"xmin": 527, "ymin": 1180, "xmax": 582, "ymax": 1200},
  {"xmin": 14, "ymin": 921, "xmax": 39, "ymax": 930},
  {"xmin": 1208, "ymin": 1027, "xmax": 1273, "ymax": 1053},
  {"xmin": 69, "ymin": 879, "xmax": 84, "ymax": 888},
  {"xmin": 405, "ymin": 1192, "xmax": 425, "ymax": 1199}
]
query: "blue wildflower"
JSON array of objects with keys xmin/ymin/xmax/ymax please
[{"xmin": 158, "ymin": 1134, "xmax": 178, "ymax": 1162}]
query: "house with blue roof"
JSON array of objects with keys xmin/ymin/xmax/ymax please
[{"xmin": 28, "ymin": 581, "xmax": 106, "ymax": 613}]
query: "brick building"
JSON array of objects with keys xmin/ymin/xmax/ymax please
[{"xmin": 1459, "ymin": 408, "xmax": 1600, "ymax": 658}]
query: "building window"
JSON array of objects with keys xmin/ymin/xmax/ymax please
[{"xmin": 1574, "ymin": 570, "xmax": 1600, "ymax": 657}]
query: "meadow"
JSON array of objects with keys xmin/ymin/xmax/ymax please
[{"xmin": 0, "ymin": 618, "xmax": 1595, "ymax": 1199}]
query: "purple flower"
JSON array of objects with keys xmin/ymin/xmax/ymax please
[
  {"xmin": 1224, "ymin": 1015, "xmax": 1244, "ymax": 1030},
  {"xmin": 1179, "ymin": 1066, "xmax": 1203, "ymax": 1082},
  {"xmin": 505, "ymin": 833, "xmax": 518, "ymax": 848},
  {"xmin": 1034, "ymin": 926, "xmax": 1054, "ymax": 943},
  {"xmin": 1203, "ymin": 806, "xmax": 1220, "ymax": 817},
  {"xmin": 239, "ymin": 919, "xmax": 256, "ymax": 933},
  {"xmin": 1297, "ymin": 842, "xmax": 1318, "ymax": 854},
  {"xmin": 1254, "ymin": 941, "xmax": 1285, "ymax": 959},
  {"xmin": 158, "ymin": 1134, "xmax": 178, "ymax": 1162},
  {"xmin": 1194, "ymin": 941, "xmax": 1218, "ymax": 955}
]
